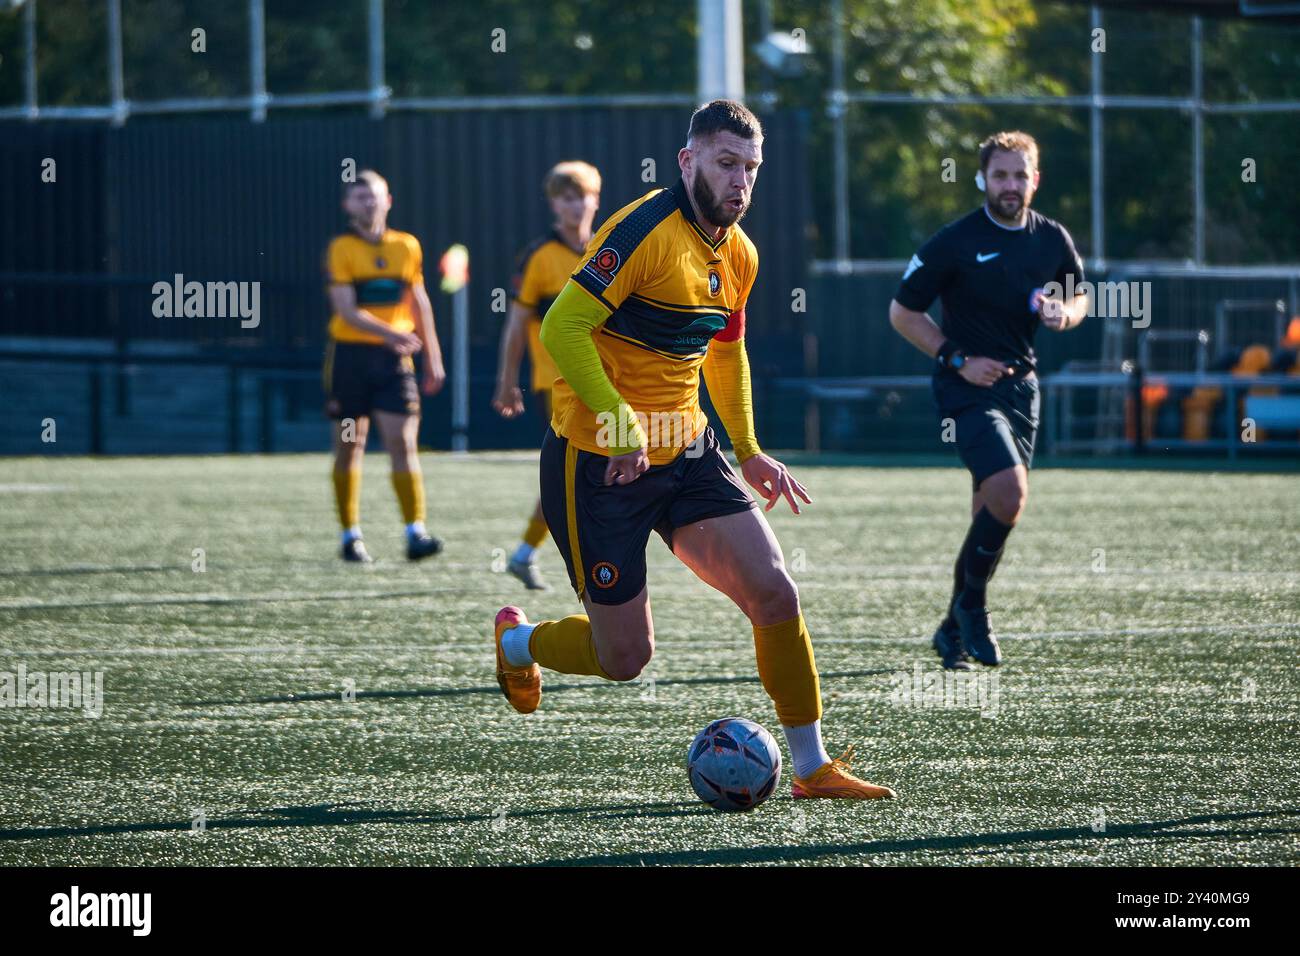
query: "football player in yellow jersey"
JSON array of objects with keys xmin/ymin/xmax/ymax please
[
  {"xmin": 324, "ymin": 170, "xmax": 446, "ymax": 563},
  {"xmin": 491, "ymin": 101, "xmax": 895, "ymax": 800},
  {"xmin": 491, "ymin": 161, "xmax": 602, "ymax": 591}
]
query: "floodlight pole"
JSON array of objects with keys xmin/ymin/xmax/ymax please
[
  {"xmin": 1191, "ymin": 16, "xmax": 1205, "ymax": 266},
  {"xmin": 829, "ymin": 0, "xmax": 849, "ymax": 268},
  {"xmin": 107, "ymin": 0, "xmax": 126, "ymax": 125},
  {"xmin": 250, "ymin": 0, "xmax": 267, "ymax": 121},
  {"xmin": 1090, "ymin": 4, "xmax": 1106, "ymax": 269},
  {"xmin": 23, "ymin": 0, "xmax": 37, "ymax": 119},
  {"xmin": 368, "ymin": 0, "xmax": 388, "ymax": 119},
  {"xmin": 696, "ymin": 0, "xmax": 744, "ymax": 102}
]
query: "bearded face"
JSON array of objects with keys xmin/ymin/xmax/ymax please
[{"xmin": 682, "ymin": 131, "xmax": 762, "ymax": 231}]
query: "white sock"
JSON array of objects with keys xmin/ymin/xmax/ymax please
[
  {"xmin": 501, "ymin": 624, "xmax": 536, "ymax": 668},
  {"xmin": 511, "ymin": 541, "xmax": 536, "ymax": 564},
  {"xmin": 405, "ymin": 521, "xmax": 426, "ymax": 539},
  {"xmin": 783, "ymin": 720, "xmax": 832, "ymax": 779},
  {"xmin": 341, "ymin": 526, "xmax": 362, "ymax": 545}
]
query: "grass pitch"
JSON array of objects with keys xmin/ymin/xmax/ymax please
[{"xmin": 1, "ymin": 453, "xmax": 1297, "ymax": 866}]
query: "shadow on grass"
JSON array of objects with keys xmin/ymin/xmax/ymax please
[
  {"xmin": 184, "ymin": 669, "xmax": 895, "ymax": 707},
  {"xmin": 0, "ymin": 798, "xmax": 709, "ymax": 842},
  {"xmin": 1, "ymin": 587, "xmax": 465, "ymax": 614},
  {"xmin": 534, "ymin": 807, "xmax": 1300, "ymax": 866},
  {"xmin": 4, "ymin": 802, "xmax": 1294, "ymax": 868}
]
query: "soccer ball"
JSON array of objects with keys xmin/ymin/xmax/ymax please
[{"xmin": 686, "ymin": 717, "xmax": 781, "ymax": 812}]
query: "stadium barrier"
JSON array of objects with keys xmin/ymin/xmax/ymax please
[{"xmin": 768, "ymin": 372, "xmax": 1300, "ymax": 459}]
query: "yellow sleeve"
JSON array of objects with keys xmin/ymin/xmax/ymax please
[
  {"xmin": 702, "ymin": 337, "xmax": 761, "ymax": 464},
  {"xmin": 406, "ymin": 236, "xmax": 424, "ymax": 286},
  {"xmin": 326, "ymin": 239, "xmax": 353, "ymax": 284},
  {"xmin": 540, "ymin": 282, "xmax": 648, "ymax": 455}
]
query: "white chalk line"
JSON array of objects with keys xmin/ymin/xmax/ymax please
[{"xmin": 2, "ymin": 621, "xmax": 1295, "ymax": 658}]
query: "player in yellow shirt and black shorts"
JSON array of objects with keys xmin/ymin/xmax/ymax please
[
  {"xmin": 490, "ymin": 101, "xmax": 896, "ymax": 800},
  {"xmin": 324, "ymin": 170, "xmax": 446, "ymax": 563},
  {"xmin": 492, "ymin": 161, "xmax": 602, "ymax": 590}
]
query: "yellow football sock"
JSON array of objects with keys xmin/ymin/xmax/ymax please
[
  {"xmin": 753, "ymin": 614, "xmax": 823, "ymax": 726},
  {"xmin": 529, "ymin": 615, "xmax": 613, "ymax": 679},
  {"xmin": 332, "ymin": 468, "xmax": 362, "ymax": 529},
  {"xmin": 522, "ymin": 514, "xmax": 549, "ymax": 548},
  {"xmin": 390, "ymin": 470, "xmax": 426, "ymax": 525}
]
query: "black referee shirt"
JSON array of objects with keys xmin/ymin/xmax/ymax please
[{"xmin": 893, "ymin": 205, "xmax": 1085, "ymax": 371}]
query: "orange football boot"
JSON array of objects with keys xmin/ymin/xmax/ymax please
[
  {"xmin": 791, "ymin": 745, "xmax": 896, "ymax": 799},
  {"xmin": 494, "ymin": 606, "xmax": 542, "ymax": 714}
]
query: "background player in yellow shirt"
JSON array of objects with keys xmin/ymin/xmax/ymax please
[
  {"xmin": 491, "ymin": 101, "xmax": 895, "ymax": 800},
  {"xmin": 324, "ymin": 170, "xmax": 446, "ymax": 563},
  {"xmin": 491, "ymin": 161, "xmax": 602, "ymax": 590}
]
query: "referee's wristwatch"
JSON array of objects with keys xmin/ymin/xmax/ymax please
[{"xmin": 937, "ymin": 341, "xmax": 967, "ymax": 372}]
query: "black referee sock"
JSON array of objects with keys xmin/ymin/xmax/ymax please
[
  {"xmin": 957, "ymin": 507, "xmax": 1014, "ymax": 610},
  {"xmin": 942, "ymin": 541, "xmax": 969, "ymax": 628}
]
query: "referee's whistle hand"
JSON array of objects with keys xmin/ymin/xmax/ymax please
[
  {"xmin": 603, "ymin": 448, "xmax": 649, "ymax": 486},
  {"xmin": 959, "ymin": 357, "xmax": 1011, "ymax": 387}
]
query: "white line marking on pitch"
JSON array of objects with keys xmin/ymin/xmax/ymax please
[{"xmin": 3, "ymin": 622, "xmax": 1296, "ymax": 657}]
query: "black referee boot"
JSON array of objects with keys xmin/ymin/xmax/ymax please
[
  {"xmin": 932, "ymin": 613, "xmax": 973, "ymax": 671},
  {"xmin": 953, "ymin": 593, "xmax": 1002, "ymax": 666}
]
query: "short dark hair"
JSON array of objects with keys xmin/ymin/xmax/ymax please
[
  {"xmin": 978, "ymin": 131, "xmax": 1039, "ymax": 172},
  {"xmin": 687, "ymin": 99, "xmax": 763, "ymax": 144}
]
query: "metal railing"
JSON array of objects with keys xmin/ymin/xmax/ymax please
[{"xmin": 766, "ymin": 371, "xmax": 1300, "ymax": 459}]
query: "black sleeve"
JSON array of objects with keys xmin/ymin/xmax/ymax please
[
  {"xmin": 1055, "ymin": 224, "xmax": 1086, "ymax": 291},
  {"xmin": 894, "ymin": 228, "xmax": 956, "ymax": 312}
]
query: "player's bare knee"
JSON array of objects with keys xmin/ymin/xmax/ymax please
[
  {"xmin": 747, "ymin": 567, "xmax": 799, "ymax": 624},
  {"xmin": 604, "ymin": 644, "xmax": 653, "ymax": 681}
]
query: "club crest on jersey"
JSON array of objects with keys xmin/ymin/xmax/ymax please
[
  {"xmin": 591, "ymin": 561, "xmax": 620, "ymax": 589},
  {"xmin": 707, "ymin": 269, "xmax": 721, "ymax": 297},
  {"xmin": 375, "ymin": 257, "xmax": 387, "ymax": 268},
  {"xmin": 582, "ymin": 247, "xmax": 622, "ymax": 288}
]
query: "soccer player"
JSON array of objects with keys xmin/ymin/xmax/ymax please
[
  {"xmin": 491, "ymin": 100, "xmax": 895, "ymax": 800},
  {"xmin": 889, "ymin": 131, "xmax": 1089, "ymax": 668},
  {"xmin": 323, "ymin": 169, "xmax": 446, "ymax": 563},
  {"xmin": 491, "ymin": 161, "xmax": 602, "ymax": 591}
]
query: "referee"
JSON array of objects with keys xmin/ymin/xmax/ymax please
[{"xmin": 889, "ymin": 131, "xmax": 1089, "ymax": 668}]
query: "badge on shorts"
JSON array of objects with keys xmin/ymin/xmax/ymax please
[
  {"xmin": 591, "ymin": 562, "xmax": 620, "ymax": 589},
  {"xmin": 707, "ymin": 269, "xmax": 721, "ymax": 297}
]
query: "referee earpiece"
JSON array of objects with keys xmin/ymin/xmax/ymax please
[{"xmin": 974, "ymin": 171, "xmax": 986, "ymax": 192}]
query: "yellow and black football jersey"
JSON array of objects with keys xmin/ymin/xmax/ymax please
[
  {"xmin": 512, "ymin": 231, "xmax": 583, "ymax": 392},
  {"xmin": 552, "ymin": 178, "xmax": 757, "ymax": 464},
  {"xmin": 324, "ymin": 229, "xmax": 423, "ymax": 345}
]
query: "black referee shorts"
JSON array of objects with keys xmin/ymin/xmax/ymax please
[
  {"xmin": 932, "ymin": 370, "xmax": 1040, "ymax": 491},
  {"xmin": 539, "ymin": 425, "xmax": 756, "ymax": 606},
  {"xmin": 323, "ymin": 340, "xmax": 421, "ymax": 420}
]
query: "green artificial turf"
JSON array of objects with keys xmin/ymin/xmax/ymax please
[{"xmin": 1, "ymin": 453, "xmax": 1297, "ymax": 865}]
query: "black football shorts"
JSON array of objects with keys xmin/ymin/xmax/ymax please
[
  {"xmin": 539, "ymin": 425, "xmax": 756, "ymax": 605},
  {"xmin": 323, "ymin": 340, "xmax": 421, "ymax": 420},
  {"xmin": 932, "ymin": 370, "xmax": 1040, "ymax": 491}
]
